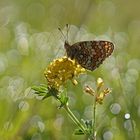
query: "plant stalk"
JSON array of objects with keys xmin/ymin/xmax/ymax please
[
  {"xmin": 92, "ymin": 92, "xmax": 98, "ymax": 140},
  {"xmin": 63, "ymin": 104, "xmax": 87, "ymax": 134}
]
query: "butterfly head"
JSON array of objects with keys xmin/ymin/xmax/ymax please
[{"xmin": 64, "ymin": 41, "xmax": 75, "ymax": 59}]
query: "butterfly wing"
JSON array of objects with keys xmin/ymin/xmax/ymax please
[{"xmin": 71, "ymin": 41, "xmax": 114, "ymax": 71}]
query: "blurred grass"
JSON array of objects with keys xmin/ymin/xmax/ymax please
[{"xmin": 0, "ymin": 0, "xmax": 140, "ymax": 140}]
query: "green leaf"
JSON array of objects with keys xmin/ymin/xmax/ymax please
[
  {"xmin": 74, "ymin": 129, "xmax": 84, "ymax": 135},
  {"xmin": 31, "ymin": 84, "xmax": 51, "ymax": 99},
  {"xmin": 85, "ymin": 120, "xmax": 92, "ymax": 129},
  {"xmin": 81, "ymin": 119, "xmax": 92, "ymax": 129},
  {"xmin": 59, "ymin": 93, "xmax": 69, "ymax": 107},
  {"xmin": 47, "ymin": 88, "xmax": 59, "ymax": 99}
]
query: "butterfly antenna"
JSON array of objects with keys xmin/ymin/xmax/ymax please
[
  {"xmin": 58, "ymin": 27, "xmax": 66, "ymax": 42},
  {"xmin": 66, "ymin": 24, "xmax": 70, "ymax": 43}
]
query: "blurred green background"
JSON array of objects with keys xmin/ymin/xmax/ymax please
[{"xmin": 0, "ymin": 0, "xmax": 140, "ymax": 140}]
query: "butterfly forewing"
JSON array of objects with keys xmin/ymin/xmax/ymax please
[{"xmin": 65, "ymin": 40, "xmax": 114, "ymax": 71}]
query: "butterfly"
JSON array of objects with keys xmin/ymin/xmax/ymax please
[
  {"xmin": 64, "ymin": 40, "xmax": 114, "ymax": 71},
  {"xmin": 59, "ymin": 25, "xmax": 114, "ymax": 71}
]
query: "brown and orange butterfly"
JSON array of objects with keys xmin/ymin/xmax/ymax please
[{"xmin": 59, "ymin": 25, "xmax": 114, "ymax": 71}]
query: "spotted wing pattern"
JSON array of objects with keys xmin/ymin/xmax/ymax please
[{"xmin": 65, "ymin": 40, "xmax": 114, "ymax": 71}]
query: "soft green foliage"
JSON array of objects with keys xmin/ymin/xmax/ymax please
[{"xmin": 0, "ymin": 0, "xmax": 140, "ymax": 140}]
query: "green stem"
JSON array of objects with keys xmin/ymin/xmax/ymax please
[
  {"xmin": 131, "ymin": 119, "xmax": 136, "ymax": 139},
  {"xmin": 92, "ymin": 93, "xmax": 97, "ymax": 140},
  {"xmin": 93, "ymin": 101, "xmax": 97, "ymax": 140},
  {"xmin": 63, "ymin": 104, "xmax": 87, "ymax": 134}
]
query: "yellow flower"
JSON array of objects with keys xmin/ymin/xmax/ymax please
[
  {"xmin": 44, "ymin": 56, "xmax": 85, "ymax": 90},
  {"xmin": 84, "ymin": 78, "xmax": 112, "ymax": 104},
  {"xmin": 84, "ymin": 86, "xmax": 95, "ymax": 96},
  {"xmin": 97, "ymin": 77, "xmax": 104, "ymax": 90}
]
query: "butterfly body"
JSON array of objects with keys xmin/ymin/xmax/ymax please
[{"xmin": 64, "ymin": 40, "xmax": 114, "ymax": 71}]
